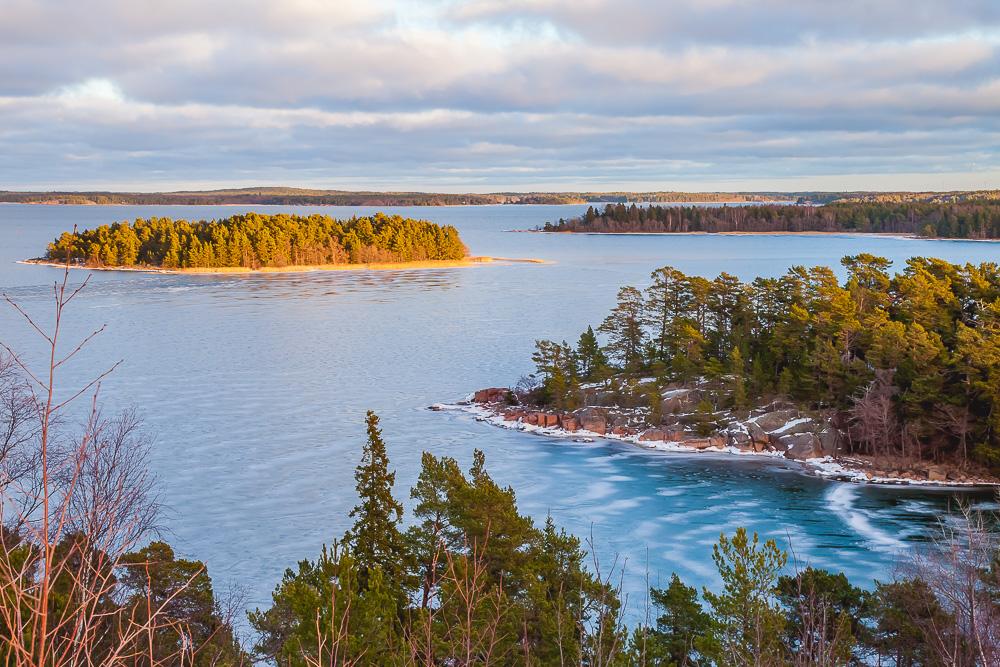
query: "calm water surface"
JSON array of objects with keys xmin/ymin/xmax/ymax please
[{"xmin": 1, "ymin": 204, "xmax": 998, "ymax": 619}]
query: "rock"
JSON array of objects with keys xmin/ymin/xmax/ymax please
[
  {"xmin": 524, "ymin": 413, "xmax": 538, "ymax": 425},
  {"xmin": 503, "ymin": 410, "xmax": 522, "ymax": 421},
  {"xmin": 753, "ymin": 441, "xmax": 766, "ymax": 453},
  {"xmin": 818, "ymin": 428, "xmax": 842, "ymax": 456},
  {"xmin": 579, "ymin": 415, "xmax": 607, "ymax": 435},
  {"xmin": 749, "ymin": 409, "xmax": 799, "ymax": 433},
  {"xmin": 686, "ymin": 438, "xmax": 715, "ymax": 450},
  {"xmin": 639, "ymin": 428, "xmax": 665, "ymax": 442},
  {"xmin": 473, "ymin": 388, "xmax": 511, "ymax": 404},
  {"xmin": 926, "ymin": 466, "xmax": 947, "ymax": 482},
  {"xmin": 782, "ymin": 433, "xmax": 820, "ymax": 460},
  {"xmin": 560, "ymin": 415, "xmax": 579, "ymax": 431},
  {"xmin": 541, "ymin": 414, "xmax": 559, "ymax": 427},
  {"xmin": 745, "ymin": 420, "xmax": 768, "ymax": 444},
  {"xmin": 727, "ymin": 430, "xmax": 751, "ymax": 447},
  {"xmin": 664, "ymin": 428, "xmax": 685, "ymax": 442},
  {"xmin": 660, "ymin": 389, "xmax": 701, "ymax": 415},
  {"xmin": 709, "ymin": 435, "xmax": 726, "ymax": 448},
  {"xmin": 767, "ymin": 417, "xmax": 815, "ymax": 438}
]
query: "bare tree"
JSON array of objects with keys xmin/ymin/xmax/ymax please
[
  {"xmin": 850, "ymin": 370, "xmax": 899, "ymax": 458},
  {"xmin": 903, "ymin": 505, "xmax": 1000, "ymax": 666},
  {"xmin": 0, "ymin": 263, "xmax": 238, "ymax": 665}
]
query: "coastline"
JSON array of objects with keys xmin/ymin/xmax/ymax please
[
  {"xmin": 17, "ymin": 255, "xmax": 548, "ymax": 275},
  {"xmin": 515, "ymin": 229, "xmax": 1000, "ymax": 242},
  {"xmin": 437, "ymin": 399, "xmax": 1000, "ymax": 490}
]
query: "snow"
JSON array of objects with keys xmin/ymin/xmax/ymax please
[
  {"xmin": 432, "ymin": 402, "xmax": 999, "ymax": 488},
  {"xmin": 769, "ymin": 417, "xmax": 812, "ymax": 435}
]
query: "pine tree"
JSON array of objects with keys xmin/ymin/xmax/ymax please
[
  {"xmin": 599, "ymin": 286, "xmax": 646, "ymax": 371},
  {"xmin": 344, "ymin": 411, "xmax": 407, "ymax": 593}
]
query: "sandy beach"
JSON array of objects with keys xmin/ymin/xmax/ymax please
[{"xmin": 17, "ymin": 255, "xmax": 548, "ymax": 275}]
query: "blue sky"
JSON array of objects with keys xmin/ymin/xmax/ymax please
[{"xmin": 2, "ymin": 0, "xmax": 999, "ymax": 192}]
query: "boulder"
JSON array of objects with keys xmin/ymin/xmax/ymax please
[
  {"xmin": 560, "ymin": 415, "xmax": 579, "ymax": 431},
  {"xmin": 782, "ymin": 433, "xmax": 820, "ymax": 460},
  {"xmin": 686, "ymin": 438, "xmax": 715, "ymax": 450},
  {"xmin": 664, "ymin": 428, "xmax": 685, "ymax": 442},
  {"xmin": 709, "ymin": 435, "xmax": 726, "ymax": 448},
  {"xmin": 745, "ymin": 420, "xmax": 768, "ymax": 444},
  {"xmin": 523, "ymin": 413, "xmax": 538, "ymax": 425},
  {"xmin": 768, "ymin": 417, "xmax": 815, "ymax": 438},
  {"xmin": 818, "ymin": 428, "xmax": 842, "ymax": 456},
  {"xmin": 579, "ymin": 415, "xmax": 607, "ymax": 435},
  {"xmin": 474, "ymin": 388, "xmax": 511, "ymax": 404},
  {"xmin": 727, "ymin": 430, "xmax": 751, "ymax": 447},
  {"xmin": 926, "ymin": 466, "xmax": 947, "ymax": 482},
  {"xmin": 639, "ymin": 428, "xmax": 665, "ymax": 442},
  {"xmin": 749, "ymin": 409, "xmax": 800, "ymax": 433},
  {"xmin": 541, "ymin": 414, "xmax": 559, "ymax": 427},
  {"xmin": 660, "ymin": 389, "xmax": 700, "ymax": 415}
]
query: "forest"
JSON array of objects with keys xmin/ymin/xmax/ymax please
[
  {"xmin": 43, "ymin": 212, "xmax": 468, "ymax": 268},
  {"xmin": 527, "ymin": 255, "xmax": 1000, "ymax": 469},
  {"xmin": 542, "ymin": 202, "xmax": 1000, "ymax": 239}
]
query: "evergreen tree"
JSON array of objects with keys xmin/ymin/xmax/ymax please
[
  {"xmin": 599, "ymin": 286, "xmax": 647, "ymax": 371},
  {"xmin": 344, "ymin": 411, "xmax": 407, "ymax": 593}
]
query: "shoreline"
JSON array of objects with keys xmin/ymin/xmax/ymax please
[
  {"xmin": 438, "ymin": 400, "xmax": 1000, "ymax": 490},
  {"xmin": 17, "ymin": 256, "xmax": 548, "ymax": 275},
  {"xmin": 514, "ymin": 229, "xmax": 1000, "ymax": 242}
]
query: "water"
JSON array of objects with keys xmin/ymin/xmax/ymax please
[{"xmin": 1, "ymin": 203, "xmax": 997, "ymax": 620}]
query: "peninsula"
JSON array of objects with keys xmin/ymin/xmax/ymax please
[
  {"xmin": 540, "ymin": 201, "xmax": 1000, "ymax": 239},
  {"xmin": 459, "ymin": 255, "xmax": 1000, "ymax": 485}
]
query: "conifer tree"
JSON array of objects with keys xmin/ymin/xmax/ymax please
[{"xmin": 344, "ymin": 411, "xmax": 407, "ymax": 592}]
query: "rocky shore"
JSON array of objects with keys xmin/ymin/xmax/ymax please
[{"xmin": 447, "ymin": 387, "xmax": 999, "ymax": 487}]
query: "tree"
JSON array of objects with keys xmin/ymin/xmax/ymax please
[
  {"xmin": 118, "ymin": 542, "xmax": 245, "ymax": 666},
  {"xmin": 599, "ymin": 286, "xmax": 647, "ymax": 370},
  {"xmin": 344, "ymin": 411, "xmax": 407, "ymax": 595},
  {"xmin": 776, "ymin": 567, "xmax": 869, "ymax": 666},
  {"xmin": 701, "ymin": 528, "xmax": 787, "ymax": 666},
  {"xmin": 644, "ymin": 573, "xmax": 712, "ymax": 666},
  {"xmin": 576, "ymin": 325, "xmax": 609, "ymax": 381}
]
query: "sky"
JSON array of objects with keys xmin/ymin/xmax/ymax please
[{"xmin": 2, "ymin": 0, "xmax": 1000, "ymax": 192}]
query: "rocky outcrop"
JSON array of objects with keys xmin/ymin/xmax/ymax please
[
  {"xmin": 781, "ymin": 433, "xmax": 821, "ymax": 460},
  {"xmin": 462, "ymin": 386, "xmax": 998, "ymax": 486},
  {"xmin": 474, "ymin": 387, "xmax": 513, "ymax": 404}
]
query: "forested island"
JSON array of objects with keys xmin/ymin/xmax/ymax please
[
  {"xmin": 541, "ymin": 201, "xmax": 1000, "ymax": 239},
  {"xmin": 40, "ymin": 212, "xmax": 469, "ymax": 270},
  {"xmin": 467, "ymin": 255, "xmax": 1000, "ymax": 484}
]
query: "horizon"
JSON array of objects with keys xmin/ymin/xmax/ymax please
[{"xmin": 3, "ymin": 1, "xmax": 1000, "ymax": 191}]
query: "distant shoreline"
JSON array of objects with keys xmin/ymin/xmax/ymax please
[
  {"xmin": 17, "ymin": 256, "xmax": 548, "ymax": 275},
  {"xmin": 517, "ymin": 229, "xmax": 1000, "ymax": 242}
]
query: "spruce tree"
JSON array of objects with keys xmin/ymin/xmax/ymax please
[{"xmin": 344, "ymin": 411, "xmax": 407, "ymax": 592}]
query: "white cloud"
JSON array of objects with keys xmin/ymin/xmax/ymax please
[{"xmin": 0, "ymin": 0, "xmax": 998, "ymax": 189}]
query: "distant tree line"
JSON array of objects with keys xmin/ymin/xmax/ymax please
[
  {"xmin": 530, "ymin": 255, "xmax": 1000, "ymax": 467},
  {"xmin": 45, "ymin": 212, "xmax": 468, "ymax": 268},
  {"xmin": 543, "ymin": 201, "xmax": 1000, "ymax": 239}
]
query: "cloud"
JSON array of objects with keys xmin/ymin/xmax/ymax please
[{"xmin": 0, "ymin": 0, "xmax": 998, "ymax": 189}]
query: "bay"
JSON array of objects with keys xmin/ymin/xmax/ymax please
[{"xmin": 1, "ymin": 203, "xmax": 997, "ymax": 619}]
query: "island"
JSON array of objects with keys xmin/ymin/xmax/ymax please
[
  {"xmin": 538, "ymin": 201, "xmax": 1000, "ymax": 239},
  {"xmin": 35, "ymin": 212, "xmax": 476, "ymax": 271},
  {"xmin": 456, "ymin": 255, "xmax": 1000, "ymax": 485}
]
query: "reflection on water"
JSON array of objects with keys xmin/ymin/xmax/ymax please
[{"xmin": 1, "ymin": 203, "xmax": 998, "ymax": 621}]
